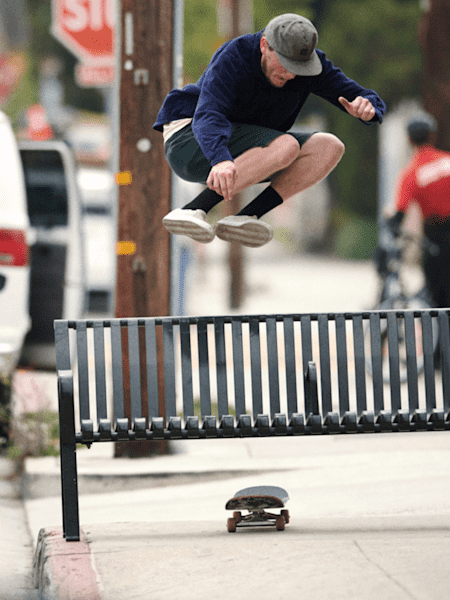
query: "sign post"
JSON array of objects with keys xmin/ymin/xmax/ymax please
[{"xmin": 75, "ymin": 63, "xmax": 115, "ymax": 87}]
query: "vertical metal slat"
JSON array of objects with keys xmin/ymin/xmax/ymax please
[
  {"xmin": 386, "ymin": 312, "xmax": 401, "ymax": 414},
  {"xmin": 370, "ymin": 312, "xmax": 384, "ymax": 414},
  {"xmin": 421, "ymin": 311, "xmax": 436, "ymax": 414},
  {"xmin": 214, "ymin": 318, "xmax": 229, "ymax": 418},
  {"xmin": 110, "ymin": 321, "xmax": 124, "ymax": 421},
  {"xmin": 249, "ymin": 316, "xmax": 263, "ymax": 417},
  {"xmin": 197, "ymin": 319, "xmax": 211, "ymax": 418},
  {"xmin": 266, "ymin": 317, "xmax": 280, "ymax": 419},
  {"xmin": 162, "ymin": 320, "xmax": 177, "ymax": 420},
  {"xmin": 145, "ymin": 319, "xmax": 159, "ymax": 420},
  {"xmin": 232, "ymin": 318, "xmax": 246, "ymax": 418},
  {"xmin": 301, "ymin": 315, "xmax": 313, "ymax": 414},
  {"xmin": 76, "ymin": 322, "xmax": 90, "ymax": 422},
  {"xmin": 438, "ymin": 311, "xmax": 450, "ymax": 415},
  {"xmin": 54, "ymin": 320, "xmax": 71, "ymax": 371},
  {"xmin": 318, "ymin": 314, "xmax": 332, "ymax": 414},
  {"xmin": 128, "ymin": 320, "xmax": 142, "ymax": 422},
  {"xmin": 93, "ymin": 321, "xmax": 107, "ymax": 420},
  {"xmin": 404, "ymin": 311, "xmax": 419, "ymax": 414},
  {"xmin": 335, "ymin": 314, "xmax": 349, "ymax": 416},
  {"xmin": 352, "ymin": 314, "xmax": 367, "ymax": 415},
  {"xmin": 283, "ymin": 316, "xmax": 297, "ymax": 417},
  {"xmin": 179, "ymin": 319, "xmax": 194, "ymax": 417}
]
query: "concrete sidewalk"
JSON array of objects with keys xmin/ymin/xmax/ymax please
[
  {"xmin": 28, "ymin": 433, "xmax": 450, "ymax": 600},
  {"xmin": 12, "ymin": 248, "xmax": 447, "ymax": 599},
  {"xmin": 0, "ymin": 456, "xmax": 38, "ymax": 600}
]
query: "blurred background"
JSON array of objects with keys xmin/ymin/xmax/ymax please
[
  {"xmin": 2, "ymin": 0, "xmax": 447, "ymax": 262},
  {"xmin": 2, "ymin": 0, "xmax": 445, "ymax": 263},
  {"xmin": 1, "ymin": 0, "xmax": 449, "ymax": 455}
]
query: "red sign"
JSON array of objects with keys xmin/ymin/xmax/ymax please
[
  {"xmin": 51, "ymin": 0, "xmax": 115, "ymax": 65},
  {"xmin": 0, "ymin": 53, "xmax": 26, "ymax": 106},
  {"xmin": 25, "ymin": 105, "xmax": 54, "ymax": 141},
  {"xmin": 75, "ymin": 63, "xmax": 115, "ymax": 87}
]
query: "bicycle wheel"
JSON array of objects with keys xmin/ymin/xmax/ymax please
[{"xmin": 365, "ymin": 297, "xmax": 439, "ymax": 383}]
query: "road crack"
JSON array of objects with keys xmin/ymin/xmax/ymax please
[{"xmin": 353, "ymin": 540, "xmax": 419, "ymax": 600}]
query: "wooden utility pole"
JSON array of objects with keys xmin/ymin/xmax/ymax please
[
  {"xmin": 218, "ymin": 0, "xmax": 253, "ymax": 309},
  {"xmin": 115, "ymin": 0, "xmax": 174, "ymax": 456},
  {"xmin": 419, "ymin": 0, "xmax": 450, "ymax": 151}
]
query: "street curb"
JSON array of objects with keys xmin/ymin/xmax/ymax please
[
  {"xmin": 23, "ymin": 467, "xmax": 272, "ymax": 500},
  {"xmin": 33, "ymin": 527, "xmax": 102, "ymax": 600}
]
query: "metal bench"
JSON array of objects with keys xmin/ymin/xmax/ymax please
[{"xmin": 55, "ymin": 309, "xmax": 450, "ymax": 541}]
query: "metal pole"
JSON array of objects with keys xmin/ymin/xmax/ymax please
[{"xmin": 170, "ymin": 0, "xmax": 184, "ymax": 315}]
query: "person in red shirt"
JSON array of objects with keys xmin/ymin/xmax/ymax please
[{"xmin": 383, "ymin": 118, "xmax": 450, "ymax": 308}]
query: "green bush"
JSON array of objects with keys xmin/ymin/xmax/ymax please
[{"xmin": 334, "ymin": 215, "xmax": 378, "ymax": 260}]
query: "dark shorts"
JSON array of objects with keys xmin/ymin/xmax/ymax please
[{"xmin": 164, "ymin": 122, "xmax": 316, "ymax": 184}]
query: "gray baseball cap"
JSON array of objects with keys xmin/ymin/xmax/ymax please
[{"xmin": 264, "ymin": 14, "xmax": 322, "ymax": 76}]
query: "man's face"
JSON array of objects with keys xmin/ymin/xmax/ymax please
[{"xmin": 260, "ymin": 36, "xmax": 296, "ymax": 88}]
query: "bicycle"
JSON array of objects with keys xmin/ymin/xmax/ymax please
[{"xmin": 366, "ymin": 226, "xmax": 440, "ymax": 383}]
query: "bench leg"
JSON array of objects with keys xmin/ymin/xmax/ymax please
[{"xmin": 60, "ymin": 442, "xmax": 80, "ymax": 541}]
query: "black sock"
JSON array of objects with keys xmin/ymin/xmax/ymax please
[
  {"xmin": 182, "ymin": 188, "xmax": 223, "ymax": 214},
  {"xmin": 237, "ymin": 187, "xmax": 283, "ymax": 218}
]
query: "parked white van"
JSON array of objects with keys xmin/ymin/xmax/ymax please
[
  {"xmin": 0, "ymin": 112, "xmax": 31, "ymax": 394},
  {"xmin": 18, "ymin": 140, "xmax": 86, "ymax": 369}
]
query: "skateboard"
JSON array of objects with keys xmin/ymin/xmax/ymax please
[{"xmin": 225, "ymin": 485, "xmax": 289, "ymax": 532}]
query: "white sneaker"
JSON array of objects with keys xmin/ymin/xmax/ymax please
[
  {"xmin": 162, "ymin": 208, "xmax": 215, "ymax": 243},
  {"xmin": 215, "ymin": 215, "xmax": 273, "ymax": 248}
]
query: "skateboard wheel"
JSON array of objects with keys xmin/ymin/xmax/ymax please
[
  {"xmin": 233, "ymin": 511, "xmax": 242, "ymax": 523},
  {"xmin": 275, "ymin": 515, "xmax": 285, "ymax": 531},
  {"xmin": 281, "ymin": 509, "xmax": 290, "ymax": 524},
  {"xmin": 227, "ymin": 518, "xmax": 237, "ymax": 532}
]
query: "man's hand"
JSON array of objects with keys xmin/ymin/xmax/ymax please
[
  {"xmin": 206, "ymin": 160, "xmax": 237, "ymax": 201},
  {"xmin": 339, "ymin": 96, "xmax": 376, "ymax": 121}
]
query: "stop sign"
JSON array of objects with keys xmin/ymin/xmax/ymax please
[{"xmin": 51, "ymin": 0, "xmax": 115, "ymax": 64}]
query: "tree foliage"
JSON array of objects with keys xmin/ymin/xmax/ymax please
[
  {"xmin": 320, "ymin": 0, "xmax": 422, "ymax": 101},
  {"xmin": 317, "ymin": 0, "xmax": 422, "ymax": 220},
  {"xmin": 183, "ymin": 0, "xmax": 220, "ymax": 82}
]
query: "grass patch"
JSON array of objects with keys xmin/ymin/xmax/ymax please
[
  {"xmin": 8, "ymin": 409, "xmax": 60, "ymax": 461},
  {"xmin": 178, "ymin": 400, "xmax": 238, "ymax": 419}
]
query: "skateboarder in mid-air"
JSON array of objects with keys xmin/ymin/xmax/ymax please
[{"xmin": 153, "ymin": 13, "xmax": 386, "ymax": 248}]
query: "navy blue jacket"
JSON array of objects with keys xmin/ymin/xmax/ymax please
[{"xmin": 153, "ymin": 31, "xmax": 386, "ymax": 167}]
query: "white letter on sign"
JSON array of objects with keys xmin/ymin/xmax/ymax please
[
  {"xmin": 90, "ymin": 0, "xmax": 103, "ymax": 31},
  {"xmin": 64, "ymin": 0, "xmax": 88, "ymax": 32},
  {"xmin": 105, "ymin": 0, "xmax": 115, "ymax": 28}
]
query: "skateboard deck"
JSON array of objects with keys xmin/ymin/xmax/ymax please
[{"xmin": 225, "ymin": 485, "xmax": 289, "ymax": 532}]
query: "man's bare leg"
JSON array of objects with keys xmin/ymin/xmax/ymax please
[
  {"xmin": 164, "ymin": 132, "xmax": 344, "ymax": 246},
  {"xmin": 214, "ymin": 132, "xmax": 344, "ymax": 247},
  {"xmin": 232, "ymin": 132, "xmax": 345, "ymax": 198}
]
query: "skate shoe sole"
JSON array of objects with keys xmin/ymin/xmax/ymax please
[
  {"xmin": 215, "ymin": 221, "xmax": 273, "ymax": 248},
  {"xmin": 163, "ymin": 216, "xmax": 215, "ymax": 243}
]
